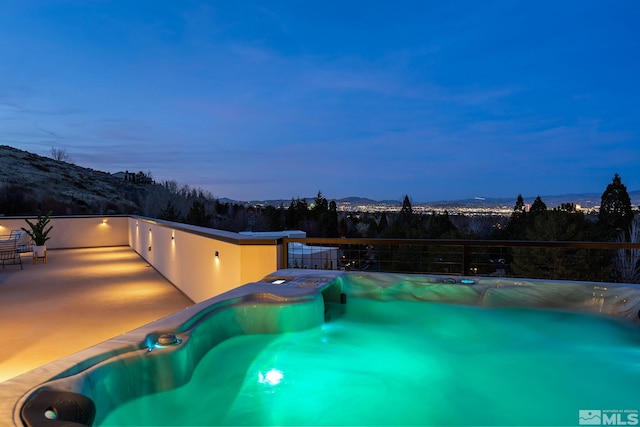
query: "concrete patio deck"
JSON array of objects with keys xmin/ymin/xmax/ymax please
[{"xmin": 0, "ymin": 246, "xmax": 194, "ymax": 383}]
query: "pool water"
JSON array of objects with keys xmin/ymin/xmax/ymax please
[{"xmin": 99, "ymin": 297, "xmax": 640, "ymax": 426}]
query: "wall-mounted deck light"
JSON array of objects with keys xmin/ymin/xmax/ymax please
[{"xmin": 215, "ymin": 251, "xmax": 219, "ymax": 258}]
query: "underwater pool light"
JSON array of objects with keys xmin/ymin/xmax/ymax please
[{"xmin": 258, "ymin": 369, "xmax": 283, "ymax": 386}]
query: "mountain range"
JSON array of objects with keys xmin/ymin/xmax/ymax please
[{"xmin": 241, "ymin": 192, "xmax": 639, "ymax": 210}]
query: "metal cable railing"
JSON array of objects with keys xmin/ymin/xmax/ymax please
[{"xmin": 282, "ymin": 238, "xmax": 640, "ymax": 283}]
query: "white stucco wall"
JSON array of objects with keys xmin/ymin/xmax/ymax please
[
  {"xmin": 1, "ymin": 215, "xmax": 283, "ymax": 304},
  {"xmin": 128, "ymin": 218, "xmax": 282, "ymax": 303},
  {"xmin": 0, "ymin": 215, "xmax": 129, "ymax": 248}
]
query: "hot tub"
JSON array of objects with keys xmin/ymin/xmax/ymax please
[{"xmin": 13, "ymin": 271, "xmax": 640, "ymax": 426}]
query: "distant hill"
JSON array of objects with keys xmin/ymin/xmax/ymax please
[
  {"xmin": 245, "ymin": 196, "xmax": 403, "ymax": 209},
  {"xmin": 235, "ymin": 193, "xmax": 638, "ymax": 212},
  {"xmin": 427, "ymin": 192, "xmax": 640, "ymax": 210},
  {"xmin": 0, "ymin": 145, "xmax": 149, "ymax": 215},
  {"xmin": 335, "ymin": 196, "xmax": 399, "ymax": 206}
]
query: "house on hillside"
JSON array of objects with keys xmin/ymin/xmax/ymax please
[
  {"xmin": 112, "ymin": 171, "xmax": 136, "ymax": 182},
  {"xmin": 112, "ymin": 170, "xmax": 153, "ymax": 184}
]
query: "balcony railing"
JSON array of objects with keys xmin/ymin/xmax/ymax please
[{"xmin": 283, "ymin": 237, "xmax": 640, "ymax": 283}]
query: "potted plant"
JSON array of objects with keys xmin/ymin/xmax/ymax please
[{"xmin": 22, "ymin": 210, "xmax": 53, "ymax": 258}]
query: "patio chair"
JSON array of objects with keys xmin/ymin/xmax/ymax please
[
  {"xmin": 10, "ymin": 229, "xmax": 33, "ymax": 254},
  {"xmin": 0, "ymin": 237, "xmax": 23, "ymax": 269}
]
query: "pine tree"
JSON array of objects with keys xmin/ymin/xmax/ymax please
[
  {"xmin": 506, "ymin": 194, "xmax": 527, "ymax": 239},
  {"xmin": 326, "ymin": 200, "xmax": 339, "ymax": 237},
  {"xmin": 263, "ymin": 205, "xmax": 284, "ymax": 231},
  {"xmin": 378, "ymin": 213, "xmax": 389, "ymax": 234},
  {"xmin": 599, "ymin": 173, "xmax": 634, "ymax": 237},
  {"xmin": 401, "ymin": 195, "xmax": 413, "ymax": 216},
  {"xmin": 426, "ymin": 211, "xmax": 458, "ymax": 238},
  {"xmin": 529, "ymin": 196, "xmax": 547, "ymax": 214},
  {"xmin": 159, "ymin": 200, "xmax": 180, "ymax": 222},
  {"xmin": 398, "ymin": 195, "xmax": 413, "ymax": 226},
  {"xmin": 185, "ymin": 200, "xmax": 211, "ymax": 227},
  {"xmin": 513, "ymin": 194, "xmax": 526, "ymax": 214},
  {"xmin": 312, "ymin": 191, "xmax": 328, "ymax": 214}
]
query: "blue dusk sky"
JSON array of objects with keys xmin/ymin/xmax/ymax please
[{"xmin": 1, "ymin": 1, "xmax": 639, "ymax": 202}]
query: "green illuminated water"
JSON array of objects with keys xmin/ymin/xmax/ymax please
[{"xmin": 100, "ymin": 298, "xmax": 640, "ymax": 426}]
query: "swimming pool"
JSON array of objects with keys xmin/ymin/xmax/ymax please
[{"xmin": 16, "ymin": 271, "xmax": 640, "ymax": 426}]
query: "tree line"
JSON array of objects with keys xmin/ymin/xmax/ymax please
[
  {"xmin": 3, "ymin": 163, "xmax": 639, "ymax": 281},
  {"xmin": 165, "ymin": 173, "xmax": 632, "ymax": 282},
  {"xmin": 143, "ymin": 174, "xmax": 637, "ymax": 253},
  {"xmin": 3, "ymin": 161, "xmax": 635, "ymax": 246}
]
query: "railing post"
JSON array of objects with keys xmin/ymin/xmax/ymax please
[
  {"xmin": 282, "ymin": 238, "xmax": 289, "ymax": 269},
  {"xmin": 462, "ymin": 244, "xmax": 469, "ymax": 275}
]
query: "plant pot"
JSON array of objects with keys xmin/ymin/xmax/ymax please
[{"xmin": 33, "ymin": 245, "xmax": 47, "ymax": 258}]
